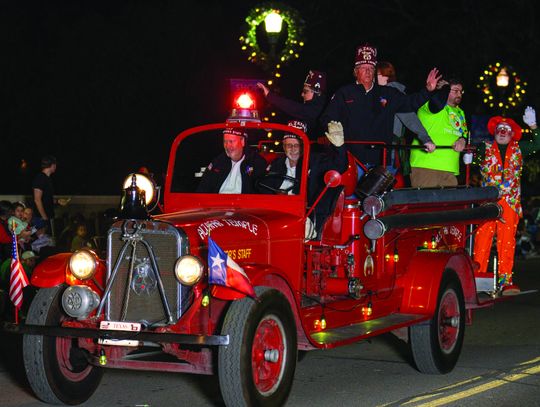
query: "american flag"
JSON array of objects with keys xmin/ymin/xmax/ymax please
[{"xmin": 9, "ymin": 224, "xmax": 29, "ymax": 309}]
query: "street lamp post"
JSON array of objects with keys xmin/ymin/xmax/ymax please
[{"xmin": 264, "ymin": 11, "xmax": 283, "ymax": 60}]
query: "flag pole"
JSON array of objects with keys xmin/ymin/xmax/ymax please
[{"xmin": 12, "ymin": 220, "xmax": 19, "ymax": 324}]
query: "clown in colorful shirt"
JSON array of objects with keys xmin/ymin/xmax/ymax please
[{"xmin": 473, "ymin": 108, "xmax": 540, "ymax": 295}]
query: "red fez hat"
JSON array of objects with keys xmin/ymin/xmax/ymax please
[
  {"xmin": 487, "ymin": 116, "xmax": 522, "ymax": 141},
  {"xmin": 355, "ymin": 44, "xmax": 377, "ymax": 67},
  {"xmin": 304, "ymin": 70, "xmax": 326, "ymax": 94},
  {"xmin": 223, "ymin": 128, "xmax": 248, "ymax": 138},
  {"xmin": 283, "ymin": 120, "xmax": 307, "ymax": 140}
]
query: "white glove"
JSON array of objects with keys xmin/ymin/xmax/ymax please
[
  {"xmin": 463, "ymin": 153, "xmax": 473, "ymax": 165},
  {"xmin": 325, "ymin": 121, "xmax": 344, "ymax": 147},
  {"xmin": 523, "ymin": 106, "xmax": 536, "ymax": 127}
]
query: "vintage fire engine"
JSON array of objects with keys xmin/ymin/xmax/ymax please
[{"xmin": 6, "ymin": 93, "xmax": 511, "ymax": 406}]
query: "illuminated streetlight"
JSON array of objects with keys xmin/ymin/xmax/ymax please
[
  {"xmin": 496, "ymin": 67, "xmax": 509, "ymax": 87},
  {"xmin": 264, "ymin": 11, "xmax": 283, "ymax": 34},
  {"xmin": 264, "ymin": 11, "xmax": 283, "ymax": 60}
]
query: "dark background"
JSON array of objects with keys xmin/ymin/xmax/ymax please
[{"xmin": 2, "ymin": 0, "xmax": 539, "ymax": 195}]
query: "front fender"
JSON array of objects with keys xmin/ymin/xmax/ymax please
[
  {"xmin": 399, "ymin": 251, "xmax": 475, "ymax": 316},
  {"xmin": 31, "ymin": 252, "xmax": 107, "ymax": 291},
  {"xmin": 31, "ymin": 253, "xmax": 71, "ymax": 288}
]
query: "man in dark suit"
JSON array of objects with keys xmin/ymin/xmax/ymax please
[
  {"xmin": 264, "ymin": 121, "xmax": 348, "ymax": 237},
  {"xmin": 196, "ymin": 129, "xmax": 267, "ymax": 194}
]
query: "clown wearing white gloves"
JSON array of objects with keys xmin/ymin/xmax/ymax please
[{"xmin": 473, "ymin": 106, "xmax": 540, "ymax": 295}]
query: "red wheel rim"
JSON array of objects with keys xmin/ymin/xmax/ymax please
[
  {"xmin": 56, "ymin": 336, "xmax": 93, "ymax": 381},
  {"xmin": 251, "ymin": 314, "xmax": 287, "ymax": 395},
  {"xmin": 438, "ymin": 288, "xmax": 460, "ymax": 354}
]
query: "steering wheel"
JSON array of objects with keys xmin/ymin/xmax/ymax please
[{"xmin": 257, "ymin": 172, "xmax": 299, "ymax": 194}]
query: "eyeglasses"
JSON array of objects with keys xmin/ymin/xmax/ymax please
[
  {"xmin": 496, "ymin": 126, "xmax": 513, "ymax": 135},
  {"xmin": 450, "ymin": 88, "xmax": 464, "ymax": 94},
  {"xmin": 283, "ymin": 143, "xmax": 301, "ymax": 150}
]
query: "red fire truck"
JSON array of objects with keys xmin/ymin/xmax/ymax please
[{"xmin": 4, "ymin": 93, "xmax": 511, "ymax": 406}]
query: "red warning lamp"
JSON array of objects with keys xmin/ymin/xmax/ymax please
[
  {"xmin": 228, "ymin": 91, "xmax": 260, "ymax": 123},
  {"xmin": 235, "ymin": 93, "xmax": 255, "ymax": 109}
]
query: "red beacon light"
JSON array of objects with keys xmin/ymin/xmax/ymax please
[{"xmin": 228, "ymin": 92, "xmax": 261, "ymax": 123}]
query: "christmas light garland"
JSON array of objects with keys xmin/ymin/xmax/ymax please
[
  {"xmin": 239, "ymin": 3, "xmax": 305, "ymax": 76},
  {"xmin": 476, "ymin": 62, "xmax": 527, "ymax": 111}
]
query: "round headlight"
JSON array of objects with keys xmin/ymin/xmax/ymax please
[
  {"xmin": 174, "ymin": 255, "xmax": 204, "ymax": 286},
  {"xmin": 123, "ymin": 173, "xmax": 155, "ymax": 205},
  {"xmin": 69, "ymin": 250, "xmax": 98, "ymax": 280}
]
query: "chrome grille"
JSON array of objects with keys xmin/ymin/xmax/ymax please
[{"xmin": 105, "ymin": 220, "xmax": 187, "ymax": 325}]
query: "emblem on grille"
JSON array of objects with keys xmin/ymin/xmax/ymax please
[{"xmin": 131, "ymin": 257, "xmax": 157, "ymax": 295}]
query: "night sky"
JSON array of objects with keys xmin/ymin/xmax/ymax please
[{"xmin": 2, "ymin": 0, "xmax": 539, "ymax": 195}]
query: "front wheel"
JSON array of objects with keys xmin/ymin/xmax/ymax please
[
  {"xmin": 218, "ymin": 287, "xmax": 297, "ymax": 407},
  {"xmin": 409, "ymin": 270, "xmax": 465, "ymax": 374},
  {"xmin": 23, "ymin": 285, "xmax": 103, "ymax": 404}
]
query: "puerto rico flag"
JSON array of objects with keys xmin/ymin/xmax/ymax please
[
  {"xmin": 9, "ymin": 227, "xmax": 29, "ymax": 310},
  {"xmin": 207, "ymin": 236, "xmax": 255, "ymax": 298}
]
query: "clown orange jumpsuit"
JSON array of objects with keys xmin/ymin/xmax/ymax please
[{"xmin": 473, "ymin": 117, "xmax": 540, "ymax": 291}]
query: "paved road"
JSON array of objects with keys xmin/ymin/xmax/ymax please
[{"xmin": 1, "ymin": 258, "xmax": 539, "ymax": 407}]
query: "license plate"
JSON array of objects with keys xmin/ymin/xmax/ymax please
[{"xmin": 100, "ymin": 321, "xmax": 141, "ymax": 332}]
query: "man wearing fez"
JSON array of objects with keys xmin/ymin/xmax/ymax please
[
  {"xmin": 263, "ymin": 120, "xmax": 348, "ymax": 238},
  {"xmin": 257, "ymin": 70, "xmax": 327, "ymax": 140},
  {"xmin": 197, "ymin": 128, "xmax": 267, "ymax": 194},
  {"xmin": 322, "ymin": 44, "xmax": 442, "ymax": 172},
  {"xmin": 473, "ymin": 108, "xmax": 540, "ymax": 295}
]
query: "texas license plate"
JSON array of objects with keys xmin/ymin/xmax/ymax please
[{"xmin": 100, "ymin": 321, "xmax": 141, "ymax": 332}]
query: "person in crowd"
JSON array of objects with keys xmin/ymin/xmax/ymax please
[
  {"xmin": 12, "ymin": 201, "xmax": 25, "ymax": 220},
  {"xmin": 0, "ymin": 201, "xmax": 13, "ymax": 262},
  {"xmin": 31, "ymin": 218, "xmax": 56, "ymax": 257},
  {"xmin": 262, "ymin": 120, "xmax": 348, "ymax": 238},
  {"xmin": 473, "ymin": 107, "xmax": 540, "ymax": 295},
  {"xmin": 515, "ymin": 219, "xmax": 535, "ymax": 259},
  {"xmin": 0, "ymin": 250, "xmax": 37, "ymax": 288},
  {"xmin": 409, "ymin": 78, "xmax": 468, "ymax": 187},
  {"xmin": 257, "ymin": 70, "xmax": 327, "ymax": 140},
  {"xmin": 71, "ymin": 223, "xmax": 94, "ymax": 252},
  {"xmin": 22, "ymin": 206, "xmax": 35, "ymax": 226},
  {"xmin": 8, "ymin": 202, "xmax": 32, "ymax": 246},
  {"xmin": 32, "ymin": 155, "xmax": 57, "ymax": 233},
  {"xmin": 197, "ymin": 128, "xmax": 267, "ymax": 194},
  {"xmin": 321, "ymin": 44, "xmax": 442, "ymax": 173},
  {"xmin": 376, "ymin": 61, "xmax": 435, "ymax": 178}
]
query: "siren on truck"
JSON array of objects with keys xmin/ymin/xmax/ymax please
[{"xmin": 228, "ymin": 92, "xmax": 261, "ymax": 123}]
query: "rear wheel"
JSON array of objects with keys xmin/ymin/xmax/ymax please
[
  {"xmin": 409, "ymin": 271, "xmax": 465, "ymax": 374},
  {"xmin": 23, "ymin": 285, "xmax": 103, "ymax": 404},
  {"xmin": 218, "ymin": 287, "xmax": 297, "ymax": 406}
]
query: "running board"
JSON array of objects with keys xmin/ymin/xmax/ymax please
[
  {"xmin": 473, "ymin": 289, "xmax": 538, "ymax": 308},
  {"xmin": 310, "ymin": 313, "xmax": 427, "ymax": 345}
]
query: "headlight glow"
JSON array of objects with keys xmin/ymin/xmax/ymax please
[
  {"xmin": 69, "ymin": 250, "xmax": 98, "ymax": 280},
  {"xmin": 123, "ymin": 173, "xmax": 155, "ymax": 205},
  {"xmin": 174, "ymin": 255, "xmax": 204, "ymax": 286}
]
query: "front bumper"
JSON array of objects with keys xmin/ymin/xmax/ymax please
[{"xmin": 1, "ymin": 321, "xmax": 229, "ymax": 346}]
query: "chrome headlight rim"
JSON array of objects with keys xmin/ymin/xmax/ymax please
[
  {"xmin": 174, "ymin": 255, "xmax": 204, "ymax": 286},
  {"xmin": 69, "ymin": 249, "xmax": 99, "ymax": 281}
]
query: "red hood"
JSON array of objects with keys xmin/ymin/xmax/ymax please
[{"xmin": 155, "ymin": 208, "xmax": 304, "ymax": 264}]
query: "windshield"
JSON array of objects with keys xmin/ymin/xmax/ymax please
[{"xmin": 170, "ymin": 127, "xmax": 306, "ymax": 195}]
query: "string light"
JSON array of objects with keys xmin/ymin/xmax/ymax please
[
  {"xmin": 239, "ymin": 5, "xmax": 305, "ymax": 73},
  {"xmin": 477, "ymin": 62, "xmax": 527, "ymax": 111}
]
